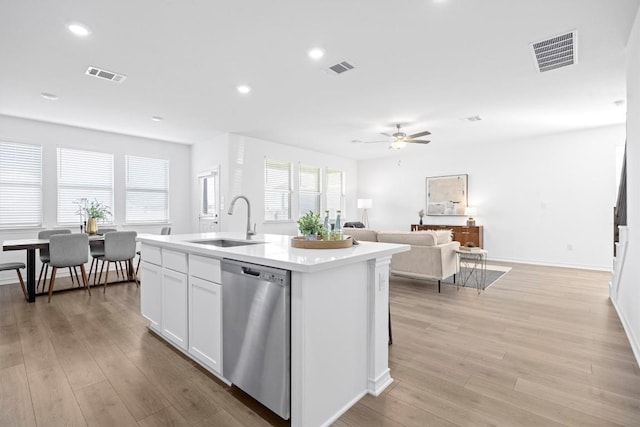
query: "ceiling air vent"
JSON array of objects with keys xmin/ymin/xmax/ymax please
[
  {"xmin": 85, "ymin": 66, "xmax": 127, "ymax": 83},
  {"xmin": 530, "ymin": 31, "xmax": 577, "ymax": 73},
  {"xmin": 328, "ymin": 61, "xmax": 355, "ymax": 75}
]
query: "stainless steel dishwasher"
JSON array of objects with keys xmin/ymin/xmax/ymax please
[{"xmin": 221, "ymin": 259, "xmax": 291, "ymax": 420}]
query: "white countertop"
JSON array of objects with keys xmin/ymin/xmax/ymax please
[{"xmin": 138, "ymin": 232, "xmax": 409, "ymax": 273}]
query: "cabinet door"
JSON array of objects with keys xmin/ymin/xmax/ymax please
[
  {"xmin": 162, "ymin": 268, "xmax": 188, "ymax": 350},
  {"xmin": 458, "ymin": 227, "xmax": 481, "ymax": 247},
  {"xmin": 140, "ymin": 261, "xmax": 162, "ymax": 333},
  {"xmin": 189, "ymin": 276, "xmax": 222, "ymax": 373}
]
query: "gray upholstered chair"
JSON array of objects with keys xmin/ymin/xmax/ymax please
[
  {"xmin": 37, "ymin": 229, "xmax": 74, "ymax": 291},
  {"xmin": 47, "ymin": 233, "xmax": 91, "ymax": 302},
  {"xmin": 89, "ymin": 228, "xmax": 118, "ymax": 284},
  {"xmin": 0, "ymin": 262, "xmax": 28, "ymax": 300},
  {"xmin": 101, "ymin": 231, "xmax": 137, "ymax": 292}
]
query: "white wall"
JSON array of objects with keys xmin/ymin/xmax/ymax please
[
  {"xmin": 612, "ymin": 7, "xmax": 640, "ymax": 364},
  {"xmin": 358, "ymin": 125, "xmax": 625, "ymax": 270},
  {"xmin": 191, "ymin": 134, "xmax": 358, "ymax": 236},
  {"xmin": 0, "ymin": 115, "xmax": 192, "ymax": 284}
]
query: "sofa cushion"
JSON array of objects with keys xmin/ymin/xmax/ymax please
[
  {"xmin": 377, "ymin": 231, "xmax": 437, "ymax": 246},
  {"xmin": 434, "ymin": 229, "xmax": 453, "ymax": 244},
  {"xmin": 343, "ymin": 228, "xmax": 378, "ymax": 242}
]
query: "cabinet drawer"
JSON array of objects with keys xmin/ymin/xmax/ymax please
[
  {"xmin": 163, "ymin": 249, "xmax": 188, "ymax": 273},
  {"xmin": 141, "ymin": 244, "xmax": 162, "ymax": 266},
  {"xmin": 189, "ymin": 254, "xmax": 221, "ymax": 283}
]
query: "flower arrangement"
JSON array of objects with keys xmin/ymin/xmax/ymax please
[
  {"xmin": 297, "ymin": 211, "xmax": 324, "ymax": 238},
  {"xmin": 75, "ymin": 198, "xmax": 111, "ymax": 221},
  {"xmin": 418, "ymin": 209, "xmax": 425, "ymax": 218}
]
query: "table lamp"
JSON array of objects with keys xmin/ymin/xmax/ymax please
[
  {"xmin": 465, "ymin": 207, "xmax": 477, "ymax": 227},
  {"xmin": 357, "ymin": 198, "xmax": 372, "ymax": 228}
]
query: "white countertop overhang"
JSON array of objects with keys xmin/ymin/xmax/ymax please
[{"xmin": 137, "ymin": 232, "xmax": 409, "ymax": 273}]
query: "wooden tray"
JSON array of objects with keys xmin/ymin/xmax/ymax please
[{"xmin": 291, "ymin": 236, "xmax": 353, "ymax": 249}]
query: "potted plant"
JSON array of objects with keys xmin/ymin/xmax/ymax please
[
  {"xmin": 80, "ymin": 198, "xmax": 111, "ymax": 234},
  {"xmin": 418, "ymin": 209, "xmax": 425, "ymax": 225},
  {"xmin": 297, "ymin": 211, "xmax": 325, "ymax": 240}
]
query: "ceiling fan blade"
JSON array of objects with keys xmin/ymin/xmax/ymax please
[
  {"xmin": 407, "ymin": 130, "xmax": 431, "ymax": 139},
  {"xmin": 407, "ymin": 140, "xmax": 431, "ymax": 144},
  {"xmin": 380, "ymin": 132, "xmax": 393, "ymax": 137}
]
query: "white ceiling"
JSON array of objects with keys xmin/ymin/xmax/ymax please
[{"xmin": 1, "ymin": 0, "xmax": 638, "ymax": 160}]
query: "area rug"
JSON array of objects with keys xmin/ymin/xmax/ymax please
[{"xmin": 442, "ymin": 264, "xmax": 511, "ymax": 290}]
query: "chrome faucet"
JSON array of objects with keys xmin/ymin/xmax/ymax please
[{"xmin": 228, "ymin": 195, "xmax": 256, "ymax": 239}]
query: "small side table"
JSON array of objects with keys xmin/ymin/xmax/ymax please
[{"xmin": 455, "ymin": 249, "xmax": 488, "ymax": 293}]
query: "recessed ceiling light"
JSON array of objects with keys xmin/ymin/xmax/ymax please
[
  {"xmin": 236, "ymin": 85, "xmax": 251, "ymax": 94},
  {"xmin": 67, "ymin": 22, "xmax": 91, "ymax": 37},
  {"xmin": 308, "ymin": 48, "xmax": 325, "ymax": 60},
  {"xmin": 151, "ymin": 116, "xmax": 164, "ymax": 122},
  {"xmin": 40, "ymin": 92, "xmax": 59, "ymax": 101}
]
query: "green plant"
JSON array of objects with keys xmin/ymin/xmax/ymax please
[
  {"xmin": 82, "ymin": 198, "xmax": 111, "ymax": 220},
  {"xmin": 297, "ymin": 211, "xmax": 324, "ymax": 237}
]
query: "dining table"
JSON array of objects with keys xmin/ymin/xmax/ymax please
[{"xmin": 2, "ymin": 234, "xmax": 105, "ymax": 302}]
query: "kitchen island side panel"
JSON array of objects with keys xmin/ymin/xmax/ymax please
[{"xmin": 291, "ymin": 260, "xmax": 379, "ymax": 427}]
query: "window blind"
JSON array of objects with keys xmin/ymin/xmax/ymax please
[
  {"xmin": 0, "ymin": 141, "xmax": 42, "ymax": 227},
  {"xmin": 326, "ymin": 169, "xmax": 345, "ymax": 216},
  {"xmin": 126, "ymin": 155, "xmax": 169, "ymax": 223},
  {"xmin": 57, "ymin": 147, "xmax": 113, "ymax": 224},
  {"xmin": 264, "ymin": 159, "xmax": 291, "ymax": 221},
  {"xmin": 299, "ymin": 164, "xmax": 321, "ymax": 216}
]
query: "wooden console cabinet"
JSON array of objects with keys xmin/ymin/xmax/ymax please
[{"xmin": 411, "ymin": 224, "xmax": 484, "ymax": 248}]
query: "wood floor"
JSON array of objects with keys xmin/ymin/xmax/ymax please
[{"xmin": 1, "ymin": 262, "xmax": 638, "ymax": 426}]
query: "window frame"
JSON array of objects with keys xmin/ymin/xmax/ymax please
[
  {"xmin": 325, "ymin": 168, "xmax": 345, "ymax": 218},
  {"xmin": 0, "ymin": 140, "xmax": 43, "ymax": 228},
  {"xmin": 298, "ymin": 164, "xmax": 321, "ymax": 217},
  {"xmin": 125, "ymin": 155, "xmax": 170, "ymax": 224},
  {"xmin": 57, "ymin": 147, "xmax": 114, "ymax": 226},
  {"xmin": 264, "ymin": 158, "xmax": 292, "ymax": 222}
]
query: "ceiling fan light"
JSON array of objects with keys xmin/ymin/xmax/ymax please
[{"xmin": 391, "ymin": 140, "xmax": 407, "ymax": 149}]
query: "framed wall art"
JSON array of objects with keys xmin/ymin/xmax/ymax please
[{"xmin": 426, "ymin": 174, "xmax": 468, "ymax": 216}]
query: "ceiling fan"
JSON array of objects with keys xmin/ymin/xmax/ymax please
[{"xmin": 352, "ymin": 124, "xmax": 431, "ymax": 149}]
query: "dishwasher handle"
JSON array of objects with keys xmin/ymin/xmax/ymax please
[{"xmin": 241, "ymin": 267, "xmax": 261, "ymax": 277}]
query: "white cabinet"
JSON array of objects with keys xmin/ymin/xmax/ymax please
[
  {"xmin": 161, "ymin": 267, "xmax": 188, "ymax": 350},
  {"xmin": 189, "ymin": 276, "xmax": 222, "ymax": 372},
  {"xmin": 140, "ymin": 261, "xmax": 162, "ymax": 333},
  {"xmin": 140, "ymin": 245, "xmax": 222, "ymax": 375}
]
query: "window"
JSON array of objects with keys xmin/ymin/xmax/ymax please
[
  {"xmin": 57, "ymin": 147, "xmax": 113, "ymax": 224},
  {"xmin": 264, "ymin": 159, "xmax": 291, "ymax": 221},
  {"xmin": 326, "ymin": 169, "xmax": 345, "ymax": 216},
  {"xmin": 0, "ymin": 141, "xmax": 42, "ymax": 227},
  {"xmin": 299, "ymin": 164, "xmax": 321, "ymax": 216},
  {"xmin": 126, "ymin": 155, "xmax": 169, "ymax": 223}
]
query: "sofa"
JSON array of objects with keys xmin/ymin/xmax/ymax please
[{"xmin": 343, "ymin": 228, "xmax": 460, "ymax": 292}]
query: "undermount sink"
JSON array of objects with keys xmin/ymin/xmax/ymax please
[{"xmin": 189, "ymin": 239, "xmax": 264, "ymax": 248}]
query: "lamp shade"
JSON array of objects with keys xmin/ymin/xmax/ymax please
[
  {"xmin": 465, "ymin": 207, "xmax": 477, "ymax": 216},
  {"xmin": 357, "ymin": 199, "xmax": 373, "ymax": 209}
]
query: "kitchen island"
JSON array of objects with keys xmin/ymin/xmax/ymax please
[{"xmin": 137, "ymin": 232, "xmax": 409, "ymax": 427}]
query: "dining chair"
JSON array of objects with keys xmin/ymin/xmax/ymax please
[
  {"xmin": 0, "ymin": 262, "xmax": 28, "ymax": 301},
  {"xmin": 101, "ymin": 231, "xmax": 137, "ymax": 292},
  {"xmin": 89, "ymin": 228, "xmax": 118, "ymax": 285},
  {"xmin": 37, "ymin": 229, "xmax": 75, "ymax": 291},
  {"xmin": 135, "ymin": 226, "xmax": 170, "ymax": 281},
  {"xmin": 47, "ymin": 233, "xmax": 91, "ymax": 302}
]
